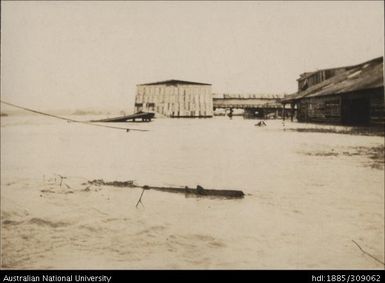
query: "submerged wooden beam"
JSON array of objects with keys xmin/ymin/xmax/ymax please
[
  {"xmin": 144, "ymin": 185, "xmax": 245, "ymax": 199},
  {"xmin": 86, "ymin": 180, "xmax": 245, "ymax": 199},
  {"xmin": 90, "ymin": 112, "xmax": 155, "ymax": 123}
]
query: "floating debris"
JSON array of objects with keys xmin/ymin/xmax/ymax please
[
  {"xmin": 86, "ymin": 179, "xmax": 244, "ymax": 199},
  {"xmin": 86, "ymin": 179, "xmax": 135, "ymax": 187}
]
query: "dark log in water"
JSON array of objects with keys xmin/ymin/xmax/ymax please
[
  {"xmin": 87, "ymin": 179, "xmax": 135, "ymax": 187},
  {"xmin": 143, "ymin": 185, "xmax": 244, "ymax": 199},
  {"xmin": 86, "ymin": 180, "xmax": 244, "ymax": 199}
]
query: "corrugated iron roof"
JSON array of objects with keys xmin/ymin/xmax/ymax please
[
  {"xmin": 282, "ymin": 57, "xmax": 383, "ymax": 103},
  {"xmin": 137, "ymin": 79, "xmax": 211, "ymax": 86},
  {"xmin": 296, "ymin": 59, "xmax": 375, "ymax": 81}
]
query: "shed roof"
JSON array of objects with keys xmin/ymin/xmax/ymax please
[
  {"xmin": 282, "ymin": 57, "xmax": 383, "ymax": 103},
  {"xmin": 137, "ymin": 79, "xmax": 211, "ymax": 86},
  {"xmin": 297, "ymin": 65, "xmax": 357, "ymax": 81}
]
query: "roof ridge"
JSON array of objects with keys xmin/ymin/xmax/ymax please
[{"xmin": 137, "ymin": 79, "xmax": 212, "ymax": 86}]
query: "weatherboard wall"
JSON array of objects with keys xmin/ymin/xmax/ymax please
[
  {"xmin": 135, "ymin": 84, "xmax": 213, "ymax": 117},
  {"xmin": 296, "ymin": 87, "xmax": 384, "ymax": 126}
]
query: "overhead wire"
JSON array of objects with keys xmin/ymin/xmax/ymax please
[{"xmin": 0, "ymin": 100, "xmax": 148, "ymax": 132}]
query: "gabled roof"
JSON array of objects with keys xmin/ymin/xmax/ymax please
[
  {"xmin": 137, "ymin": 79, "xmax": 211, "ymax": 86},
  {"xmin": 282, "ymin": 57, "xmax": 384, "ymax": 103}
]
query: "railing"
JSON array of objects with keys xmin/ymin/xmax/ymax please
[{"xmin": 213, "ymin": 103, "xmax": 282, "ymax": 109}]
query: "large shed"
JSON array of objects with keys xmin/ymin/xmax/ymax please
[
  {"xmin": 135, "ymin": 79, "xmax": 213, "ymax": 118},
  {"xmin": 282, "ymin": 57, "xmax": 384, "ymax": 126}
]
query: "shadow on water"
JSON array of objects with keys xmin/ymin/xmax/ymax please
[
  {"xmin": 300, "ymin": 145, "xmax": 384, "ymax": 170},
  {"xmin": 287, "ymin": 126, "xmax": 385, "ymax": 137}
]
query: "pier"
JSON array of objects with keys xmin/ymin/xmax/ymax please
[{"xmin": 213, "ymin": 96, "xmax": 285, "ymax": 119}]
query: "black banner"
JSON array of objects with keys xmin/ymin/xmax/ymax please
[{"xmin": 1, "ymin": 270, "xmax": 384, "ymax": 283}]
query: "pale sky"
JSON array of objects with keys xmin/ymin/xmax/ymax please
[{"xmin": 1, "ymin": 1, "xmax": 384, "ymax": 112}]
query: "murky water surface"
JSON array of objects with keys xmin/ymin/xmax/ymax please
[{"xmin": 1, "ymin": 115, "xmax": 384, "ymax": 269}]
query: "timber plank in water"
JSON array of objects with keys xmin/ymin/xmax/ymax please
[
  {"xmin": 90, "ymin": 112, "xmax": 154, "ymax": 122},
  {"xmin": 87, "ymin": 180, "xmax": 244, "ymax": 199},
  {"xmin": 145, "ymin": 185, "xmax": 244, "ymax": 199}
]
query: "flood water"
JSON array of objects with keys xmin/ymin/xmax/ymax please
[{"xmin": 1, "ymin": 115, "xmax": 384, "ymax": 269}]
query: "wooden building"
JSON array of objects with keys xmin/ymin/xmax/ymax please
[
  {"xmin": 212, "ymin": 94, "xmax": 284, "ymax": 119},
  {"xmin": 282, "ymin": 57, "xmax": 384, "ymax": 126},
  {"xmin": 297, "ymin": 66, "xmax": 357, "ymax": 92},
  {"xmin": 135, "ymin": 79, "xmax": 213, "ymax": 118}
]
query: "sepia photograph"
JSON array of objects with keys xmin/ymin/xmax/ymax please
[{"xmin": 1, "ymin": 0, "xmax": 384, "ymax": 274}]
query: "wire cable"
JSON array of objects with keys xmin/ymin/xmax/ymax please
[{"xmin": 0, "ymin": 100, "xmax": 148, "ymax": 132}]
